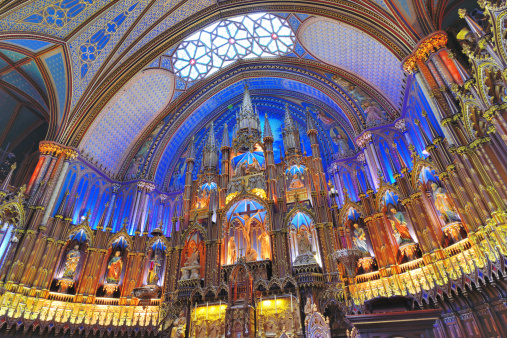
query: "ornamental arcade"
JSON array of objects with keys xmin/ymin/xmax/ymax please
[{"xmin": 0, "ymin": 0, "xmax": 507, "ymax": 337}]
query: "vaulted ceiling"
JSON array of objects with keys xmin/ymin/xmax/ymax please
[{"xmin": 0, "ymin": 0, "xmax": 474, "ymax": 187}]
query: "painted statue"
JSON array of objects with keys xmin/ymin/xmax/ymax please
[
  {"xmin": 171, "ymin": 310, "xmax": 186, "ymax": 338},
  {"xmin": 352, "ymin": 223, "xmax": 369, "ymax": 253},
  {"xmin": 389, "ymin": 208, "xmax": 413, "ymax": 245},
  {"xmin": 234, "ymin": 161, "xmax": 247, "ymax": 177},
  {"xmin": 431, "ymin": 183, "xmax": 460, "ymax": 223},
  {"xmin": 147, "ymin": 253, "xmax": 161, "ymax": 285},
  {"xmin": 258, "ymin": 232, "xmax": 270, "ymax": 260},
  {"xmin": 106, "ymin": 251, "xmax": 123, "ymax": 284},
  {"xmin": 228, "ymin": 236, "xmax": 237, "ymax": 264},
  {"xmin": 62, "ymin": 245, "xmax": 81, "ymax": 279},
  {"xmin": 195, "ymin": 189, "xmax": 209, "ymax": 209},
  {"xmin": 249, "ymin": 156, "xmax": 261, "ymax": 172},
  {"xmin": 289, "ymin": 174, "xmax": 304, "ymax": 189},
  {"xmin": 297, "ymin": 229, "xmax": 312, "ymax": 255},
  {"xmin": 185, "ymin": 246, "xmax": 200, "ymax": 267},
  {"xmin": 240, "ymin": 210, "xmax": 261, "ymax": 261}
]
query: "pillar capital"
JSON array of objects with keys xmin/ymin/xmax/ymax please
[{"xmin": 402, "ymin": 31, "xmax": 448, "ymax": 74}]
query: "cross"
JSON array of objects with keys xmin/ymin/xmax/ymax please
[
  {"xmin": 238, "ymin": 247, "xmax": 245, "ymax": 257},
  {"xmin": 233, "ymin": 203, "xmax": 264, "ymax": 219}
]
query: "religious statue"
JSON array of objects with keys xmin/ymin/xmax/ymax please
[
  {"xmin": 258, "ymin": 232, "xmax": 270, "ymax": 260},
  {"xmin": 240, "ymin": 210, "xmax": 261, "ymax": 262},
  {"xmin": 106, "ymin": 251, "xmax": 123, "ymax": 284},
  {"xmin": 147, "ymin": 253, "xmax": 161, "ymax": 285},
  {"xmin": 389, "ymin": 207, "xmax": 413, "ymax": 245},
  {"xmin": 352, "ymin": 223, "xmax": 369, "ymax": 253},
  {"xmin": 234, "ymin": 161, "xmax": 246, "ymax": 177},
  {"xmin": 431, "ymin": 183, "xmax": 460, "ymax": 223},
  {"xmin": 195, "ymin": 189, "xmax": 209, "ymax": 209},
  {"xmin": 249, "ymin": 156, "xmax": 261, "ymax": 172},
  {"xmin": 185, "ymin": 246, "xmax": 200, "ymax": 267},
  {"xmin": 228, "ymin": 237, "xmax": 237, "ymax": 264},
  {"xmin": 289, "ymin": 174, "xmax": 304, "ymax": 189},
  {"xmin": 62, "ymin": 245, "xmax": 81, "ymax": 279},
  {"xmin": 171, "ymin": 310, "xmax": 186, "ymax": 338},
  {"xmin": 297, "ymin": 229, "xmax": 312, "ymax": 255}
]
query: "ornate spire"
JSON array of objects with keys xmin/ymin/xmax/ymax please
[
  {"xmin": 263, "ymin": 113, "xmax": 273, "ymax": 139},
  {"xmin": 284, "ymin": 102, "xmax": 296, "ymax": 131},
  {"xmin": 236, "ymin": 82, "xmax": 260, "ymax": 132},
  {"xmin": 203, "ymin": 122, "xmax": 219, "ymax": 169},
  {"xmin": 305, "ymin": 108, "xmax": 317, "ymax": 133},
  {"xmin": 0, "ymin": 162, "xmax": 16, "ymax": 194},
  {"xmin": 221, "ymin": 123, "xmax": 230, "ymax": 148},
  {"xmin": 242, "ymin": 82, "xmax": 253, "ymax": 112},
  {"xmin": 282, "ymin": 102, "xmax": 301, "ymax": 155}
]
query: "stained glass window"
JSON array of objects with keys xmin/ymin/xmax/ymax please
[{"xmin": 172, "ymin": 13, "xmax": 295, "ymax": 81}]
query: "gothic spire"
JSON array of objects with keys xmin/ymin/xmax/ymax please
[
  {"xmin": 221, "ymin": 123, "xmax": 230, "ymax": 148},
  {"xmin": 242, "ymin": 82, "xmax": 253, "ymax": 112},
  {"xmin": 263, "ymin": 113, "xmax": 273, "ymax": 139},
  {"xmin": 203, "ymin": 122, "xmax": 218, "ymax": 169},
  {"xmin": 0, "ymin": 162, "xmax": 16, "ymax": 194},
  {"xmin": 284, "ymin": 102, "xmax": 295, "ymax": 131},
  {"xmin": 305, "ymin": 108, "xmax": 317, "ymax": 133}
]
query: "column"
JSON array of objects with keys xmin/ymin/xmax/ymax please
[{"xmin": 41, "ymin": 148, "xmax": 78, "ymax": 226}]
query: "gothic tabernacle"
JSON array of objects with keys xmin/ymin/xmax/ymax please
[{"xmin": 1, "ymin": 1, "xmax": 507, "ymax": 337}]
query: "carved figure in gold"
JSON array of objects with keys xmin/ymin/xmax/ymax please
[
  {"xmin": 228, "ymin": 236, "xmax": 237, "ymax": 264},
  {"xmin": 289, "ymin": 174, "xmax": 304, "ymax": 190},
  {"xmin": 431, "ymin": 183, "xmax": 460, "ymax": 223},
  {"xmin": 171, "ymin": 310, "xmax": 186, "ymax": 338},
  {"xmin": 106, "ymin": 251, "xmax": 123, "ymax": 284},
  {"xmin": 258, "ymin": 232, "xmax": 270, "ymax": 260},
  {"xmin": 240, "ymin": 209, "xmax": 260, "ymax": 261},
  {"xmin": 147, "ymin": 253, "xmax": 161, "ymax": 285},
  {"xmin": 297, "ymin": 229, "xmax": 312, "ymax": 255},
  {"xmin": 389, "ymin": 208, "xmax": 413, "ymax": 245},
  {"xmin": 352, "ymin": 223, "xmax": 369, "ymax": 253},
  {"xmin": 62, "ymin": 245, "xmax": 81, "ymax": 279}
]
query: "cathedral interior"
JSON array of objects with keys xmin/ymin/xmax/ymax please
[{"xmin": 1, "ymin": 0, "xmax": 507, "ymax": 337}]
